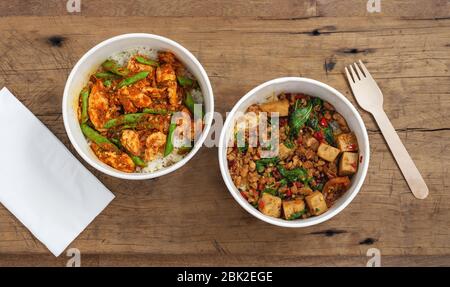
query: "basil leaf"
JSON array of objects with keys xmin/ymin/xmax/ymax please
[
  {"xmin": 288, "ymin": 209, "xmax": 307, "ymax": 220},
  {"xmin": 277, "ymin": 165, "xmax": 308, "ymax": 183},
  {"xmin": 323, "ymin": 127, "xmax": 335, "ymax": 146},
  {"xmin": 289, "ymin": 101, "xmax": 312, "ymax": 137},
  {"xmin": 255, "ymin": 157, "xmax": 279, "ymax": 173}
]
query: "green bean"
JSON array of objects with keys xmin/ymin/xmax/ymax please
[
  {"xmin": 94, "ymin": 71, "xmax": 120, "ymax": 79},
  {"xmin": 177, "ymin": 76, "xmax": 194, "ymax": 87},
  {"xmin": 143, "ymin": 108, "xmax": 170, "ymax": 115},
  {"xmin": 164, "ymin": 122, "xmax": 177, "ymax": 157},
  {"xmin": 80, "ymin": 87, "xmax": 90, "ymax": 124},
  {"xmin": 103, "ymin": 79, "xmax": 112, "ymax": 87},
  {"xmin": 131, "ymin": 155, "xmax": 147, "ymax": 168},
  {"xmin": 103, "ymin": 113, "xmax": 146, "ymax": 129},
  {"xmin": 135, "ymin": 56, "xmax": 159, "ymax": 67},
  {"xmin": 81, "ymin": 124, "xmax": 117, "ymax": 150},
  {"xmin": 184, "ymin": 91, "xmax": 203, "ymax": 119},
  {"xmin": 117, "ymin": 71, "xmax": 150, "ymax": 89},
  {"xmin": 101, "ymin": 59, "xmax": 129, "ymax": 77}
]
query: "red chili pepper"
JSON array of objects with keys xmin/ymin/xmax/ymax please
[
  {"xmin": 240, "ymin": 191, "xmax": 248, "ymax": 200},
  {"xmin": 297, "ymin": 136, "xmax": 303, "ymax": 145},
  {"xmin": 258, "ymin": 201, "xmax": 265, "ymax": 209},
  {"xmin": 257, "ymin": 183, "xmax": 265, "ymax": 191},
  {"xmin": 286, "ymin": 189, "xmax": 292, "ymax": 197},
  {"xmin": 294, "ymin": 93, "xmax": 307, "ymax": 100},
  {"xmin": 319, "ymin": 117, "xmax": 328, "ymax": 127},
  {"xmin": 349, "ymin": 143, "xmax": 357, "ymax": 151},
  {"xmin": 314, "ymin": 131, "xmax": 323, "ymax": 141},
  {"xmin": 279, "ymin": 118, "xmax": 288, "ymax": 126}
]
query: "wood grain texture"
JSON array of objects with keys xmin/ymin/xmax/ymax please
[{"xmin": 0, "ymin": 0, "xmax": 449, "ymax": 266}]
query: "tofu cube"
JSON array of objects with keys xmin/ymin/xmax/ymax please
[
  {"xmin": 339, "ymin": 152, "xmax": 359, "ymax": 176},
  {"xmin": 305, "ymin": 191, "xmax": 328, "ymax": 216},
  {"xmin": 282, "ymin": 199, "xmax": 306, "ymax": 220},
  {"xmin": 317, "ymin": 143, "xmax": 341, "ymax": 162},
  {"xmin": 305, "ymin": 136, "xmax": 319, "ymax": 151},
  {"xmin": 336, "ymin": 133, "xmax": 358, "ymax": 152},
  {"xmin": 278, "ymin": 143, "xmax": 294, "ymax": 160},
  {"xmin": 259, "ymin": 99, "xmax": 290, "ymax": 117},
  {"xmin": 258, "ymin": 193, "xmax": 282, "ymax": 218}
]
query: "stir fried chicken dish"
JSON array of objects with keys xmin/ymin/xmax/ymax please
[
  {"xmin": 227, "ymin": 93, "xmax": 360, "ymax": 220},
  {"xmin": 78, "ymin": 50, "xmax": 203, "ymax": 173}
]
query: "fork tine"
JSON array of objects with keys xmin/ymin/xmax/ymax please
[
  {"xmin": 353, "ymin": 62, "xmax": 364, "ymax": 79},
  {"xmin": 349, "ymin": 64, "xmax": 359, "ymax": 81},
  {"xmin": 358, "ymin": 60, "xmax": 373, "ymax": 80},
  {"xmin": 345, "ymin": 67, "xmax": 354, "ymax": 84}
]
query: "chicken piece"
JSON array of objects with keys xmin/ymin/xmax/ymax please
[
  {"xmin": 156, "ymin": 63, "xmax": 178, "ymax": 107},
  {"xmin": 88, "ymin": 81, "xmax": 116, "ymax": 131},
  {"xmin": 278, "ymin": 143, "xmax": 294, "ymax": 160},
  {"xmin": 258, "ymin": 193, "xmax": 282, "ymax": 218},
  {"xmin": 339, "ymin": 152, "xmax": 359, "ymax": 176},
  {"xmin": 317, "ymin": 143, "xmax": 341, "ymax": 162},
  {"xmin": 127, "ymin": 56, "xmax": 155, "ymax": 73},
  {"xmin": 258, "ymin": 99, "xmax": 290, "ymax": 117},
  {"xmin": 305, "ymin": 136, "xmax": 320, "ymax": 151},
  {"xmin": 90, "ymin": 143, "xmax": 135, "ymax": 173},
  {"xmin": 305, "ymin": 191, "xmax": 328, "ymax": 216},
  {"xmin": 283, "ymin": 199, "xmax": 306, "ymax": 220},
  {"xmin": 121, "ymin": 130, "xmax": 142, "ymax": 156},
  {"xmin": 336, "ymin": 132, "xmax": 358, "ymax": 152},
  {"xmin": 118, "ymin": 86, "xmax": 152, "ymax": 113},
  {"xmin": 144, "ymin": 131, "xmax": 167, "ymax": 161}
]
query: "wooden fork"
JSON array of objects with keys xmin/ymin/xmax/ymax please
[{"xmin": 345, "ymin": 60, "xmax": 429, "ymax": 199}]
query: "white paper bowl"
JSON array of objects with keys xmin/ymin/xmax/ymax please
[
  {"xmin": 63, "ymin": 33, "xmax": 214, "ymax": 180},
  {"xmin": 218, "ymin": 77, "xmax": 369, "ymax": 227}
]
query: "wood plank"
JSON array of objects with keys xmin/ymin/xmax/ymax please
[
  {"xmin": 1, "ymin": 0, "xmax": 448, "ymax": 19},
  {"xmin": 0, "ymin": 14, "xmax": 449, "ymax": 265}
]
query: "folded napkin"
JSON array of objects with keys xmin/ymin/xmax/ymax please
[{"xmin": 0, "ymin": 87, "xmax": 114, "ymax": 257}]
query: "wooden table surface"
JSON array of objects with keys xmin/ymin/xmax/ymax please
[{"xmin": 0, "ymin": 0, "xmax": 449, "ymax": 267}]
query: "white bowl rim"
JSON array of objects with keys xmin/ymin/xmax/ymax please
[
  {"xmin": 218, "ymin": 77, "xmax": 370, "ymax": 228},
  {"xmin": 63, "ymin": 33, "xmax": 214, "ymax": 180}
]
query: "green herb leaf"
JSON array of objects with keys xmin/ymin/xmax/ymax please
[
  {"xmin": 255, "ymin": 157, "xmax": 279, "ymax": 173},
  {"xmin": 288, "ymin": 209, "xmax": 307, "ymax": 220},
  {"xmin": 262, "ymin": 188, "xmax": 278, "ymax": 196},
  {"xmin": 277, "ymin": 165, "xmax": 308, "ymax": 183},
  {"xmin": 323, "ymin": 127, "xmax": 336, "ymax": 146},
  {"xmin": 289, "ymin": 101, "xmax": 312, "ymax": 137},
  {"xmin": 284, "ymin": 139, "xmax": 295, "ymax": 149},
  {"xmin": 177, "ymin": 76, "xmax": 194, "ymax": 87}
]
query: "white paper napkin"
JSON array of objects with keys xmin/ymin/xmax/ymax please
[{"xmin": 0, "ymin": 87, "xmax": 115, "ymax": 257}]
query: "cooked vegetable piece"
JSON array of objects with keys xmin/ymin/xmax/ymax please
[
  {"xmin": 143, "ymin": 108, "xmax": 170, "ymax": 115},
  {"xmin": 80, "ymin": 87, "xmax": 90, "ymax": 124},
  {"xmin": 177, "ymin": 76, "xmax": 194, "ymax": 87},
  {"xmin": 130, "ymin": 155, "xmax": 147, "ymax": 168},
  {"xmin": 336, "ymin": 132, "xmax": 359, "ymax": 152},
  {"xmin": 339, "ymin": 152, "xmax": 359, "ymax": 176},
  {"xmin": 95, "ymin": 71, "xmax": 120, "ymax": 79},
  {"xmin": 259, "ymin": 99, "xmax": 290, "ymax": 117},
  {"xmin": 90, "ymin": 142, "xmax": 135, "ymax": 173},
  {"xmin": 317, "ymin": 143, "xmax": 340, "ymax": 162},
  {"xmin": 278, "ymin": 143, "xmax": 294, "ymax": 160},
  {"xmin": 305, "ymin": 191, "xmax": 328, "ymax": 216},
  {"xmin": 102, "ymin": 59, "xmax": 129, "ymax": 76},
  {"xmin": 135, "ymin": 55, "xmax": 159, "ymax": 66},
  {"xmin": 277, "ymin": 166, "xmax": 308, "ymax": 183},
  {"xmin": 164, "ymin": 122, "xmax": 177, "ymax": 156},
  {"xmin": 81, "ymin": 123, "xmax": 116, "ymax": 149},
  {"xmin": 289, "ymin": 101, "xmax": 312, "ymax": 137},
  {"xmin": 118, "ymin": 71, "xmax": 150, "ymax": 89},
  {"xmin": 184, "ymin": 91, "xmax": 203, "ymax": 118},
  {"xmin": 255, "ymin": 157, "xmax": 279, "ymax": 173},
  {"xmin": 322, "ymin": 177, "xmax": 351, "ymax": 195},
  {"xmin": 258, "ymin": 193, "xmax": 282, "ymax": 218},
  {"xmin": 104, "ymin": 113, "xmax": 146, "ymax": 129},
  {"xmin": 283, "ymin": 199, "xmax": 306, "ymax": 220}
]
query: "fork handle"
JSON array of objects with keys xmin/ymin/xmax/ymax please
[{"xmin": 371, "ymin": 109, "xmax": 429, "ymax": 199}]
